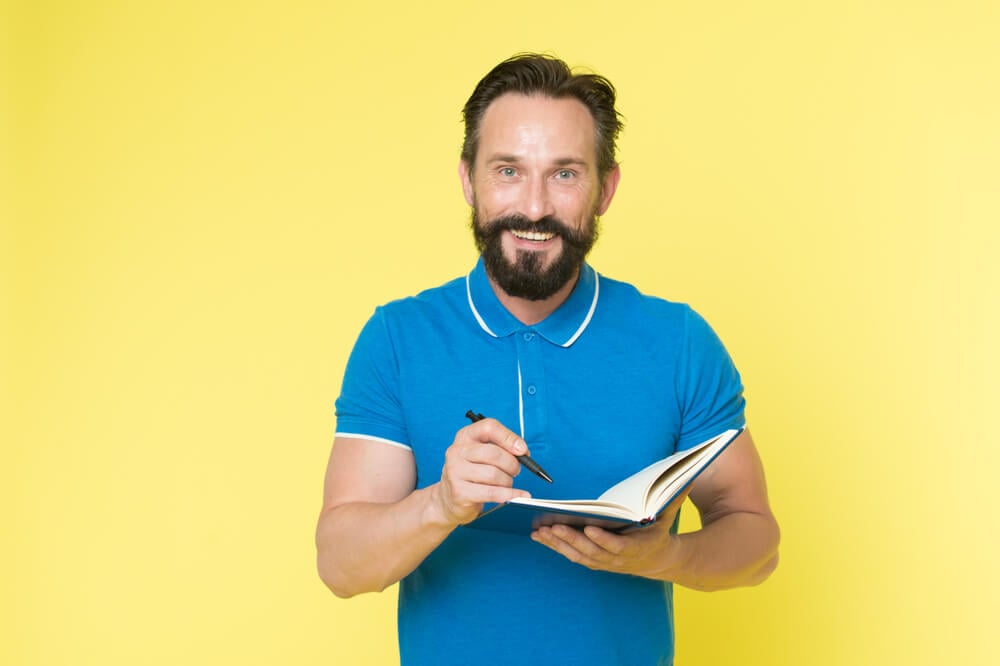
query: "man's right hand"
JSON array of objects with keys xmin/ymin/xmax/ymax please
[
  {"xmin": 318, "ymin": 420, "xmax": 533, "ymax": 597},
  {"xmin": 430, "ymin": 417, "xmax": 533, "ymax": 526}
]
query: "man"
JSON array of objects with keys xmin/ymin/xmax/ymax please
[{"xmin": 316, "ymin": 54, "xmax": 779, "ymax": 665}]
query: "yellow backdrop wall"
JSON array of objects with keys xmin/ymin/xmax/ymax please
[{"xmin": 6, "ymin": 1, "xmax": 998, "ymax": 664}]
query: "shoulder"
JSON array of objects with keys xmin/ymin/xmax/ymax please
[
  {"xmin": 355, "ymin": 274, "xmax": 480, "ymax": 359},
  {"xmin": 592, "ymin": 273, "xmax": 728, "ymax": 359},
  {"xmin": 596, "ymin": 273, "xmax": 702, "ymax": 329},
  {"xmin": 373, "ymin": 275, "xmax": 467, "ymax": 324},
  {"xmin": 337, "ymin": 274, "xmax": 469, "ymax": 417}
]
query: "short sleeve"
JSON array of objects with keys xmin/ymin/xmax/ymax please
[
  {"xmin": 675, "ymin": 307, "xmax": 746, "ymax": 450},
  {"xmin": 334, "ymin": 307, "xmax": 410, "ymax": 448}
]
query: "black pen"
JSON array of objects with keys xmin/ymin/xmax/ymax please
[{"xmin": 465, "ymin": 410, "xmax": 553, "ymax": 483}]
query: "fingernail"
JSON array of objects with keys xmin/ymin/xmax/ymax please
[{"xmin": 514, "ymin": 439, "xmax": 527, "ymax": 454}]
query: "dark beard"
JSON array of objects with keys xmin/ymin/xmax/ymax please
[{"xmin": 471, "ymin": 211, "xmax": 599, "ymax": 301}]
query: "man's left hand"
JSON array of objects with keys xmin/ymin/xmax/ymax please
[{"xmin": 530, "ymin": 493, "xmax": 688, "ymax": 580}]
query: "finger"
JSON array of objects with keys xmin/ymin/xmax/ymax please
[
  {"xmin": 451, "ymin": 479, "xmax": 530, "ymax": 506},
  {"xmin": 549, "ymin": 524, "xmax": 617, "ymax": 559},
  {"xmin": 582, "ymin": 525, "xmax": 627, "ymax": 554},
  {"xmin": 466, "ymin": 418, "xmax": 529, "ymax": 457},
  {"xmin": 459, "ymin": 442, "xmax": 523, "ymax": 478},
  {"xmin": 452, "ymin": 459, "xmax": 520, "ymax": 488},
  {"xmin": 534, "ymin": 525, "xmax": 618, "ymax": 567},
  {"xmin": 532, "ymin": 527, "xmax": 602, "ymax": 568}
]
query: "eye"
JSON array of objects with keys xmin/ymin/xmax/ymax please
[
  {"xmin": 555, "ymin": 169, "xmax": 575, "ymax": 180},
  {"xmin": 499, "ymin": 167, "xmax": 517, "ymax": 177}
]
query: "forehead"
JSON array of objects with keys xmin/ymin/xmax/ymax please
[{"xmin": 476, "ymin": 93, "xmax": 597, "ymax": 164}]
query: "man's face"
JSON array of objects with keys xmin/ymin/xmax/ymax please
[{"xmin": 460, "ymin": 94, "xmax": 619, "ymax": 301}]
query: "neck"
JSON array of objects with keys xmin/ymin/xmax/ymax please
[{"xmin": 487, "ymin": 268, "xmax": 580, "ymax": 326}]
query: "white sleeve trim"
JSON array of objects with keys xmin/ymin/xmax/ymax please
[{"xmin": 334, "ymin": 432, "xmax": 412, "ymax": 451}]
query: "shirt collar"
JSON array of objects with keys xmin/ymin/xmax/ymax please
[{"xmin": 465, "ymin": 257, "xmax": 600, "ymax": 348}]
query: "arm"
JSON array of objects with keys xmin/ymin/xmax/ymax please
[
  {"xmin": 531, "ymin": 429, "xmax": 780, "ymax": 591},
  {"xmin": 316, "ymin": 419, "xmax": 532, "ymax": 598}
]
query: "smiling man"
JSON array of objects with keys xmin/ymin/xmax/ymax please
[
  {"xmin": 463, "ymin": 92, "xmax": 616, "ymax": 311},
  {"xmin": 316, "ymin": 54, "xmax": 779, "ymax": 666}
]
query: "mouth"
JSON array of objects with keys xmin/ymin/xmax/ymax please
[{"xmin": 510, "ymin": 229, "xmax": 557, "ymax": 242}]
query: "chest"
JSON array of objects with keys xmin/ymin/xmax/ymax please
[{"xmin": 396, "ymin": 329, "xmax": 683, "ymax": 499}]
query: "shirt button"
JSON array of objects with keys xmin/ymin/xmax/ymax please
[
  {"xmin": 523, "ymin": 332, "xmax": 535, "ymax": 341},
  {"xmin": 526, "ymin": 385, "xmax": 537, "ymax": 395}
]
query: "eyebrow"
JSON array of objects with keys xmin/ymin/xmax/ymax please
[
  {"xmin": 485, "ymin": 154, "xmax": 590, "ymax": 169},
  {"xmin": 552, "ymin": 157, "xmax": 589, "ymax": 168},
  {"xmin": 484, "ymin": 153, "xmax": 524, "ymax": 164}
]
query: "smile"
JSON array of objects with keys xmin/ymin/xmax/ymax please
[{"xmin": 510, "ymin": 229, "xmax": 556, "ymax": 242}]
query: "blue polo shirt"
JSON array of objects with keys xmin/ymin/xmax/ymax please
[{"xmin": 335, "ymin": 258, "xmax": 745, "ymax": 666}]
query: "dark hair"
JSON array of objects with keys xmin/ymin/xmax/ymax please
[{"xmin": 461, "ymin": 53, "xmax": 624, "ymax": 178}]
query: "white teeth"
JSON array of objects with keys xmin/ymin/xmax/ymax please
[{"xmin": 511, "ymin": 229, "xmax": 556, "ymax": 242}]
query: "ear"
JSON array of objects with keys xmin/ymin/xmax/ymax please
[
  {"xmin": 458, "ymin": 160, "xmax": 475, "ymax": 207},
  {"xmin": 596, "ymin": 163, "xmax": 621, "ymax": 216}
]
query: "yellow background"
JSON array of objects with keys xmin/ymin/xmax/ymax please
[{"xmin": 6, "ymin": 1, "xmax": 998, "ymax": 664}]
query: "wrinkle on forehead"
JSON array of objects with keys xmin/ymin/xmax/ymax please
[{"xmin": 477, "ymin": 94, "xmax": 597, "ymax": 168}]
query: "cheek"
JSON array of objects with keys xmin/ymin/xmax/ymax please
[
  {"xmin": 488, "ymin": 183, "xmax": 521, "ymax": 205},
  {"xmin": 476, "ymin": 188, "xmax": 519, "ymax": 218},
  {"xmin": 553, "ymin": 190, "xmax": 596, "ymax": 221}
]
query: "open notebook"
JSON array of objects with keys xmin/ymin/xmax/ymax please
[{"xmin": 466, "ymin": 428, "xmax": 744, "ymax": 534}]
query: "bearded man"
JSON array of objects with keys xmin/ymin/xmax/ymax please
[{"xmin": 316, "ymin": 53, "xmax": 780, "ymax": 666}]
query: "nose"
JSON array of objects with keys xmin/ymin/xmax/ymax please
[{"xmin": 520, "ymin": 175, "xmax": 556, "ymax": 221}]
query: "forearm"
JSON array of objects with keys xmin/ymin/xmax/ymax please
[
  {"xmin": 658, "ymin": 511, "xmax": 780, "ymax": 592},
  {"xmin": 315, "ymin": 485, "xmax": 455, "ymax": 598}
]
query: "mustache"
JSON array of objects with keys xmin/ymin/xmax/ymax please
[{"xmin": 477, "ymin": 214, "xmax": 591, "ymax": 247}]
